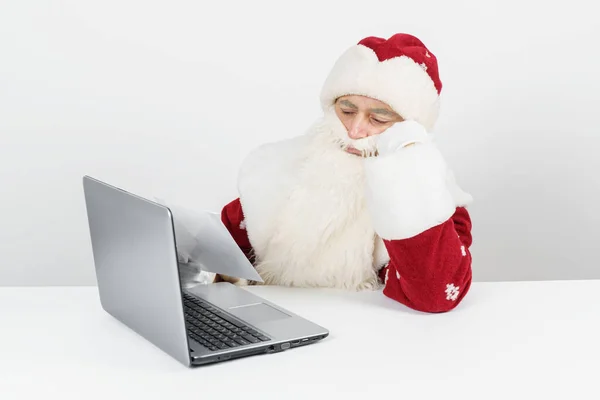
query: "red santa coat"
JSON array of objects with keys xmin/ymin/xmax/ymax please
[{"xmin": 218, "ymin": 118, "xmax": 474, "ymax": 314}]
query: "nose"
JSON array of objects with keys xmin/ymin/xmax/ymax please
[{"xmin": 347, "ymin": 116, "xmax": 370, "ymax": 140}]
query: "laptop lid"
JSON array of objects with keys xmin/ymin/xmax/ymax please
[{"xmin": 82, "ymin": 176, "xmax": 191, "ymax": 366}]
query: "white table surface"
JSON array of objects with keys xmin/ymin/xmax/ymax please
[{"xmin": 1, "ymin": 281, "xmax": 599, "ymax": 400}]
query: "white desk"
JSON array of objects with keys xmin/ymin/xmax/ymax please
[{"xmin": 1, "ymin": 281, "xmax": 599, "ymax": 399}]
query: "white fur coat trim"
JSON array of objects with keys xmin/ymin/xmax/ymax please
[
  {"xmin": 365, "ymin": 144, "xmax": 454, "ymax": 240},
  {"xmin": 364, "ymin": 121, "xmax": 472, "ymax": 240},
  {"xmin": 320, "ymin": 44, "xmax": 440, "ymax": 131}
]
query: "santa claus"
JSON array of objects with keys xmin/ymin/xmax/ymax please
[{"xmin": 215, "ymin": 33, "xmax": 473, "ymax": 313}]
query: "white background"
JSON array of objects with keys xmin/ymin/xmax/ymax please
[{"xmin": 1, "ymin": 0, "xmax": 598, "ymax": 286}]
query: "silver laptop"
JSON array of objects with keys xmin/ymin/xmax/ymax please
[{"xmin": 82, "ymin": 176, "xmax": 329, "ymax": 367}]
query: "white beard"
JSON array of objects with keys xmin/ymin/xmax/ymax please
[{"xmin": 242, "ymin": 109, "xmax": 389, "ymax": 290}]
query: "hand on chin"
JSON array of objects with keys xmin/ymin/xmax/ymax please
[
  {"xmin": 374, "ymin": 120, "xmax": 429, "ymax": 156},
  {"xmin": 343, "ymin": 120, "xmax": 426, "ymax": 158}
]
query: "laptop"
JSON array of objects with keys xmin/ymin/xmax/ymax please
[{"xmin": 82, "ymin": 175, "xmax": 329, "ymax": 367}]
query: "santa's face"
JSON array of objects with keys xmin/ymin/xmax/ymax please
[{"xmin": 329, "ymin": 95, "xmax": 404, "ymax": 157}]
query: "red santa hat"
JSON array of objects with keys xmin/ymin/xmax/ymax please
[{"xmin": 320, "ymin": 33, "xmax": 442, "ymax": 131}]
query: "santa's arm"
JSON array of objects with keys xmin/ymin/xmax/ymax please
[
  {"xmin": 377, "ymin": 208, "xmax": 472, "ymax": 312},
  {"xmin": 220, "ymin": 198, "xmax": 255, "ymax": 263},
  {"xmin": 365, "ymin": 121, "xmax": 473, "ymax": 313}
]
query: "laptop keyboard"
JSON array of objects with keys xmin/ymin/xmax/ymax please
[{"xmin": 182, "ymin": 292, "xmax": 271, "ymax": 352}]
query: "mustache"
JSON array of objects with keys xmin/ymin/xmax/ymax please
[{"xmin": 332, "ymin": 136, "xmax": 379, "ymax": 158}]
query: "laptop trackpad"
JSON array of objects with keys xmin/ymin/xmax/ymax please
[{"xmin": 229, "ymin": 303, "xmax": 291, "ymax": 324}]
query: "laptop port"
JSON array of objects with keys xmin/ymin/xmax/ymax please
[{"xmin": 291, "ymin": 340, "xmax": 300, "ymax": 345}]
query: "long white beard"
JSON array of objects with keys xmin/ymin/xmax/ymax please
[{"xmin": 252, "ymin": 109, "xmax": 386, "ymax": 290}]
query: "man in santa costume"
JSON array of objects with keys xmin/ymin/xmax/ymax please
[{"xmin": 217, "ymin": 33, "xmax": 473, "ymax": 313}]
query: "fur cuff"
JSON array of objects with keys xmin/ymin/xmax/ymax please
[{"xmin": 364, "ymin": 141, "xmax": 456, "ymax": 240}]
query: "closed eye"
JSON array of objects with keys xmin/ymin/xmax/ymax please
[{"xmin": 371, "ymin": 118, "xmax": 388, "ymax": 124}]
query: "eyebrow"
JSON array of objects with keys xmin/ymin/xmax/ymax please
[
  {"xmin": 339, "ymin": 100, "xmax": 358, "ymax": 109},
  {"xmin": 370, "ymin": 108, "xmax": 397, "ymax": 117},
  {"xmin": 338, "ymin": 99, "xmax": 399, "ymax": 119}
]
